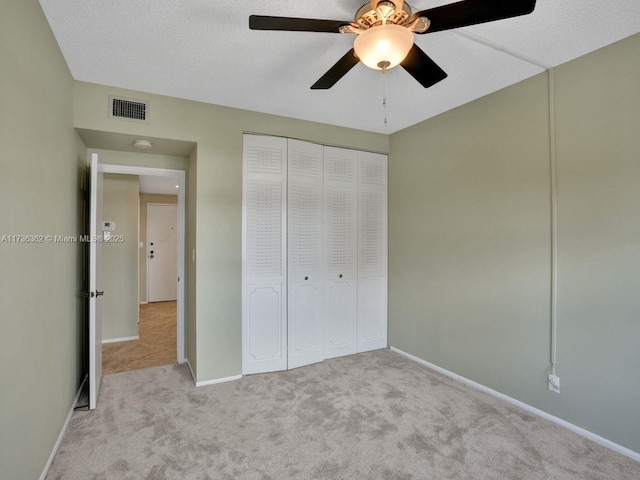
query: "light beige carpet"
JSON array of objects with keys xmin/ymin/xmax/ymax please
[{"xmin": 47, "ymin": 349, "xmax": 638, "ymax": 479}]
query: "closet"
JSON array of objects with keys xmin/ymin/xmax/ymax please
[{"xmin": 242, "ymin": 134, "xmax": 387, "ymax": 375}]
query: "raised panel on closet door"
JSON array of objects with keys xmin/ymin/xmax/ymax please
[
  {"xmin": 357, "ymin": 151, "xmax": 388, "ymax": 353},
  {"xmin": 287, "ymin": 139, "xmax": 325, "ymax": 369},
  {"xmin": 242, "ymin": 135, "xmax": 288, "ymax": 375},
  {"xmin": 323, "ymin": 146, "xmax": 358, "ymax": 359}
]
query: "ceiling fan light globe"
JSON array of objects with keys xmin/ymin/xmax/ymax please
[{"xmin": 354, "ymin": 24, "xmax": 413, "ymax": 70}]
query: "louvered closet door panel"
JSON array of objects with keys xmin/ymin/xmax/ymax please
[
  {"xmin": 323, "ymin": 147, "xmax": 358, "ymax": 359},
  {"xmin": 242, "ymin": 135, "xmax": 288, "ymax": 374},
  {"xmin": 357, "ymin": 151, "xmax": 388, "ymax": 353},
  {"xmin": 288, "ymin": 139, "xmax": 325, "ymax": 369}
]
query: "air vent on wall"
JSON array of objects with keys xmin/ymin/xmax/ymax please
[{"xmin": 109, "ymin": 95, "xmax": 149, "ymax": 123}]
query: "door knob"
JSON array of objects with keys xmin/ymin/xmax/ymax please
[
  {"xmin": 339, "ymin": 274, "xmax": 343, "ymax": 278},
  {"xmin": 304, "ymin": 276, "xmax": 309, "ymax": 281}
]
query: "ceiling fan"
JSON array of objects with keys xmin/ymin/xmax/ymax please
[{"xmin": 249, "ymin": 0, "xmax": 537, "ymax": 89}]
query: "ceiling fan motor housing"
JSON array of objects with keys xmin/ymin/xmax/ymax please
[{"xmin": 355, "ymin": 1, "xmax": 412, "ymax": 28}]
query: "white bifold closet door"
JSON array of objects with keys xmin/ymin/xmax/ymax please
[
  {"xmin": 242, "ymin": 135, "xmax": 288, "ymax": 375},
  {"xmin": 243, "ymin": 135, "xmax": 388, "ymax": 375},
  {"xmin": 287, "ymin": 139, "xmax": 325, "ymax": 369},
  {"xmin": 357, "ymin": 151, "xmax": 388, "ymax": 352},
  {"xmin": 323, "ymin": 147, "xmax": 358, "ymax": 359}
]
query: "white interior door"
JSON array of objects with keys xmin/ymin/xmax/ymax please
[
  {"xmin": 89, "ymin": 153, "xmax": 104, "ymax": 410},
  {"xmin": 324, "ymin": 147, "xmax": 358, "ymax": 359},
  {"xmin": 357, "ymin": 151, "xmax": 388, "ymax": 353},
  {"xmin": 147, "ymin": 204, "xmax": 178, "ymax": 302},
  {"xmin": 288, "ymin": 139, "xmax": 325, "ymax": 369},
  {"xmin": 242, "ymin": 135, "xmax": 288, "ymax": 374}
]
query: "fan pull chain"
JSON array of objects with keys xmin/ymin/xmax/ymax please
[{"xmin": 382, "ymin": 68, "xmax": 388, "ymax": 127}]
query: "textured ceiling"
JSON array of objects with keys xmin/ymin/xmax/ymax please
[{"xmin": 40, "ymin": 1, "xmax": 640, "ymax": 134}]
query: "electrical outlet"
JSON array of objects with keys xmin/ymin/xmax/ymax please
[{"xmin": 548, "ymin": 374, "xmax": 560, "ymax": 393}]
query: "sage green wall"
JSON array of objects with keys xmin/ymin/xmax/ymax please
[
  {"xmin": 552, "ymin": 34, "xmax": 640, "ymax": 452},
  {"xmin": 389, "ymin": 33, "xmax": 640, "ymax": 453},
  {"xmin": 0, "ymin": 1, "xmax": 86, "ymax": 478},
  {"xmin": 139, "ymin": 194, "xmax": 178, "ymax": 304},
  {"xmin": 102, "ymin": 174, "xmax": 140, "ymax": 340},
  {"xmin": 74, "ymin": 82, "xmax": 389, "ymax": 382}
]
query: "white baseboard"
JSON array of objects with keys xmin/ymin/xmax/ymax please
[
  {"xmin": 184, "ymin": 356, "xmax": 242, "ymax": 388},
  {"xmin": 102, "ymin": 336, "xmax": 139, "ymax": 344},
  {"xmin": 389, "ymin": 347, "xmax": 640, "ymax": 463},
  {"xmin": 196, "ymin": 374, "xmax": 242, "ymax": 388},
  {"xmin": 139, "ymin": 301, "xmax": 148, "ymax": 305},
  {"xmin": 39, "ymin": 376, "xmax": 86, "ymax": 480}
]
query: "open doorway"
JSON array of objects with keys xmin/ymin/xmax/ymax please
[{"xmin": 98, "ymin": 167, "xmax": 185, "ymax": 376}]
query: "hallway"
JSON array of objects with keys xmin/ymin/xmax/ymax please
[{"xmin": 102, "ymin": 301, "xmax": 177, "ymax": 375}]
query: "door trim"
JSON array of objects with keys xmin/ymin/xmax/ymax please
[{"xmin": 99, "ymin": 164, "xmax": 187, "ymax": 364}]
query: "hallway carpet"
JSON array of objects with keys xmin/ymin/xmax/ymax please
[
  {"xmin": 102, "ymin": 301, "xmax": 177, "ymax": 375},
  {"xmin": 47, "ymin": 350, "xmax": 638, "ymax": 479}
]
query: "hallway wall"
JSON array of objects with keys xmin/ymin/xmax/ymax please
[{"xmin": 102, "ymin": 174, "xmax": 140, "ymax": 341}]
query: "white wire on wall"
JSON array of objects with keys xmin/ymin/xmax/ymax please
[{"xmin": 454, "ymin": 30, "xmax": 560, "ymax": 379}]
